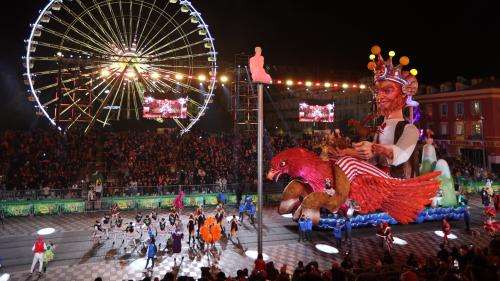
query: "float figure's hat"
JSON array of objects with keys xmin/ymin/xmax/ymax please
[{"xmin": 367, "ymin": 45, "xmax": 419, "ymax": 96}]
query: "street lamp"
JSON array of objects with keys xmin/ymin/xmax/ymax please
[{"xmin": 480, "ymin": 116, "xmax": 486, "ymax": 169}]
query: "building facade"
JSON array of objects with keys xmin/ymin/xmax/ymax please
[{"xmin": 415, "ymin": 79, "xmax": 500, "ymax": 172}]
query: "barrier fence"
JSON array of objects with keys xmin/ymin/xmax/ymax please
[
  {"xmin": 0, "ymin": 191, "xmax": 284, "ymax": 217},
  {"xmin": 0, "ymin": 183, "xmax": 245, "ymax": 201},
  {"xmin": 0, "ymin": 182, "xmax": 285, "ymax": 217},
  {"xmin": 0, "ymin": 180, "xmax": 497, "ymax": 217}
]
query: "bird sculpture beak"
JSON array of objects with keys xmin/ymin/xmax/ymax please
[{"xmin": 266, "ymin": 169, "xmax": 281, "ymax": 181}]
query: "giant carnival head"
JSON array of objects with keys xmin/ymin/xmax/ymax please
[{"xmin": 367, "ymin": 45, "xmax": 419, "ymax": 117}]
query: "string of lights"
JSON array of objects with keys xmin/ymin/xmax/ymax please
[{"xmin": 159, "ymin": 73, "xmax": 366, "ymax": 90}]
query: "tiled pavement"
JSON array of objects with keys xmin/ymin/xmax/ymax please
[{"xmin": 0, "ymin": 197, "xmax": 495, "ymax": 281}]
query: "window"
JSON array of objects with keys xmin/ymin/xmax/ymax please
[
  {"xmin": 440, "ymin": 122, "xmax": 448, "ymax": 135},
  {"xmin": 455, "ymin": 122, "xmax": 464, "ymax": 135},
  {"xmin": 471, "ymin": 101, "xmax": 482, "ymax": 115},
  {"xmin": 425, "ymin": 104, "xmax": 433, "ymax": 117},
  {"xmin": 471, "ymin": 121, "xmax": 482, "ymax": 136},
  {"xmin": 455, "ymin": 102, "xmax": 464, "ymax": 117},
  {"xmin": 440, "ymin": 103, "xmax": 448, "ymax": 117}
]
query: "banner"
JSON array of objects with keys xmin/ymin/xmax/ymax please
[
  {"xmin": 143, "ymin": 97, "xmax": 187, "ymax": 119},
  {"xmin": 204, "ymin": 195, "xmax": 219, "ymax": 206},
  {"xmin": 60, "ymin": 201, "xmax": 85, "ymax": 213},
  {"xmin": 33, "ymin": 202, "xmax": 59, "ymax": 215},
  {"xmin": 3, "ymin": 203, "xmax": 32, "ymax": 217},
  {"xmin": 227, "ymin": 194, "xmax": 238, "ymax": 205},
  {"xmin": 105, "ymin": 198, "xmax": 136, "ymax": 210},
  {"xmin": 299, "ymin": 103, "xmax": 334, "ymax": 122},
  {"xmin": 183, "ymin": 195, "xmax": 204, "ymax": 207},
  {"xmin": 160, "ymin": 196, "xmax": 175, "ymax": 209},
  {"xmin": 136, "ymin": 198, "xmax": 159, "ymax": 209},
  {"xmin": 0, "ymin": 192, "xmax": 286, "ymax": 217}
]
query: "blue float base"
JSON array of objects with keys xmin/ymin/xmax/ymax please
[{"xmin": 318, "ymin": 206, "xmax": 465, "ymax": 230}]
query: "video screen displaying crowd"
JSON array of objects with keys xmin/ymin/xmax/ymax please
[{"xmin": 0, "ymin": 129, "xmax": 495, "ymax": 199}]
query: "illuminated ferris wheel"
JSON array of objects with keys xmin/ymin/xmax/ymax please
[{"xmin": 24, "ymin": 0, "xmax": 217, "ymax": 134}]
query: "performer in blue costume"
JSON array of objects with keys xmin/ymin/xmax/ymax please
[{"xmin": 239, "ymin": 196, "xmax": 256, "ymax": 224}]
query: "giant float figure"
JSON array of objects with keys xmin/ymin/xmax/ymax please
[{"xmin": 267, "ymin": 46, "xmax": 464, "ymax": 227}]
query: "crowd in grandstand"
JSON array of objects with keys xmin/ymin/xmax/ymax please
[
  {"xmin": 448, "ymin": 155, "xmax": 497, "ymax": 183},
  {"xmin": 0, "ymin": 130, "xmax": 96, "ymax": 193},
  {"xmin": 0, "ymin": 130, "xmax": 304, "ymax": 197},
  {"xmin": 0, "ymin": 129, "xmax": 496, "ymax": 199}
]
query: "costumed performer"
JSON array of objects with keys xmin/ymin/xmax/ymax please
[{"xmin": 173, "ymin": 189, "xmax": 185, "ymax": 213}]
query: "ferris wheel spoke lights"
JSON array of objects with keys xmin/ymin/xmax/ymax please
[{"xmin": 24, "ymin": 0, "xmax": 217, "ymax": 134}]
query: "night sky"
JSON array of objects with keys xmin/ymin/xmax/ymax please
[{"xmin": 0, "ymin": 0, "xmax": 498, "ymax": 128}]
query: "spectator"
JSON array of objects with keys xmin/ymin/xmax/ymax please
[
  {"xmin": 265, "ymin": 261, "xmax": 279, "ymax": 280},
  {"xmin": 405, "ymin": 253, "xmax": 418, "ymax": 268},
  {"xmin": 400, "ymin": 269, "xmax": 418, "ymax": 281},
  {"xmin": 341, "ymin": 253, "xmax": 353, "ymax": 270},
  {"xmin": 292, "ymin": 261, "xmax": 305, "ymax": 281},
  {"xmin": 277, "ymin": 265, "xmax": 290, "ymax": 281},
  {"xmin": 254, "ymin": 254, "xmax": 266, "ymax": 273},
  {"xmin": 330, "ymin": 261, "xmax": 346, "ymax": 281}
]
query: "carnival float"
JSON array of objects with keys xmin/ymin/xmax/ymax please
[{"xmin": 267, "ymin": 46, "xmax": 466, "ymax": 229}]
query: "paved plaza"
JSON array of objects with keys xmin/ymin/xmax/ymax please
[{"xmin": 0, "ymin": 197, "xmax": 493, "ymax": 281}]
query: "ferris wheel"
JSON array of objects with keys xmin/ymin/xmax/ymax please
[{"xmin": 24, "ymin": 0, "xmax": 217, "ymax": 134}]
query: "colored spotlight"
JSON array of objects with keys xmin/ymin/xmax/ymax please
[
  {"xmin": 393, "ymin": 237, "xmax": 408, "ymax": 245},
  {"xmin": 37, "ymin": 227, "xmax": 56, "ymax": 235},
  {"xmin": 220, "ymin": 75, "xmax": 228, "ymax": 83},
  {"xmin": 245, "ymin": 250, "xmax": 269, "ymax": 261},
  {"xmin": 315, "ymin": 244, "xmax": 339, "ymax": 254},
  {"xmin": 434, "ymin": 230, "xmax": 457, "ymax": 240}
]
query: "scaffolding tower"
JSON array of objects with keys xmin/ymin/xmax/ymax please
[
  {"xmin": 54, "ymin": 58, "xmax": 96, "ymax": 130},
  {"xmin": 232, "ymin": 53, "xmax": 258, "ymax": 134}
]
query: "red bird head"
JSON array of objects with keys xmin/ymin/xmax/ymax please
[{"xmin": 267, "ymin": 147, "xmax": 333, "ymax": 192}]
